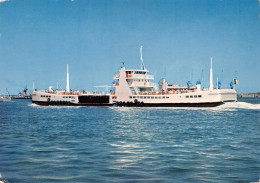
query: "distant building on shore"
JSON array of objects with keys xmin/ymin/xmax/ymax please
[{"xmin": 237, "ymin": 93, "xmax": 260, "ymax": 98}]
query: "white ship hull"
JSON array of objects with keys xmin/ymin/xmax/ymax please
[
  {"xmin": 218, "ymin": 89, "xmax": 237, "ymax": 102},
  {"xmin": 116, "ymin": 90, "xmax": 236, "ymax": 107},
  {"xmin": 32, "ymin": 91, "xmax": 113, "ymax": 106}
]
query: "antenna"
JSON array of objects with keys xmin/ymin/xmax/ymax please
[
  {"xmin": 217, "ymin": 77, "xmax": 218, "ymax": 89},
  {"xmin": 234, "ymin": 70, "xmax": 238, "ymax": 79},
  {"xmin": 221, "ymin": 69, "xmax": 223, "ymax": 82},
  {"xmin": 6, "ymin": 88, "xmax": 10, "ymax": 96},
  {"xmin": 162, "ymin": 68, "xmax": 166, "ymax": 79},
  {"xmin": 210, "ymin": 57, "xmax": 213, "ymax": 91},
  {"xmin": 66, "ymin": 64, "xmax": 70, "ymax": 93},
  {"xmin": 94, "ymin": 85, "xmax": 112, "ymax": 94},
  {"xmin": 191, "ymin": 70, "xmax": 194, "ymax": 84},
  {"xmin": 201, "ymin": 69, "xmax": 204, "ymax": 82},
  {"xmin": 140, "ymin": 45, "xmax": 145, "ymax": 70}
]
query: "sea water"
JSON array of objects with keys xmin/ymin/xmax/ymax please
[{"xmin": 0, "ymin": 98, "xmax": 259, "ymax": 182}]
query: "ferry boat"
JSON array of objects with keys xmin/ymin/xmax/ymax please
[
  {"xmin": 32, "ymin": 65, "xmax": 114, "ymax": 106},
  {"xmin": 113, "ymin": 47, "xmax": 237, "ymax": 107}
]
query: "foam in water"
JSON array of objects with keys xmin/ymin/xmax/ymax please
[
  {"xmin": 0, "ymin": 173, "xmax": 7, "ymax": 183},
  {"xmin": 29, "ymin": 103, "xmax": 82, "ymax": 109},
  {"xmin": 218, "ymin": 102, "xmax": 260, "ymax": 110},
  {"xmin": 30, "ymin": 102, "xmax": 260, "ymax": 111}
]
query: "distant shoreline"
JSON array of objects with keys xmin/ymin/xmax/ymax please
[{"xmin": 238, "ymin": 93, "xmax": 260, "ymax": 98}]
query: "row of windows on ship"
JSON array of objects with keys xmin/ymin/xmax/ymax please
[
  {"xmin": 114, "ymin": 79, "xmax": 150, "ymax": 83},
  {"xmin": 126, "ymin": 71, "xmax": 146, "ymax": 75},
  {"xmin": 131, "ymin": 79, "xmax": 150, "ymax": 82},
  {"xmin": 130, "ymin": 96, "xmax": 169, "ymax": 99},
  {"xmin": 129, "ymin": 95, "xmax": 202, "ymax": 99},
  {"xmin": 41, "ymin": 95, "xmax": 76, "ymax": 99}
]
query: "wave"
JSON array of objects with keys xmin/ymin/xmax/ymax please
[
  {"xmin": 28, "ymin": 103, "xmax": 82, "ymax": 109},
  {"xmin": 0, "ymin": 172, "xmax": 8, "ymax": 183},
  {"xmin": 216, "ymin": 102, "xmax": 260, "ymax": 110},
  {"xmin": 29, "ymin": 103, "xmax": 39, "ymax": 107}
]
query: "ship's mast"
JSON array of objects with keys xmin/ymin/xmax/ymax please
[
  {"xmin": 217, "ymin": 77, "xmax": 218, "ymax": 89},
  {"xmin": 66, "ymin": 64, "xmax": 70, "ymax": 92},
  {"xmin": 140, "ymin": 45, "xmax": 145, "ymax": 70},
  {"xmin": 210, "ymin": 57, "xmax": 213, "ymax": 91}
]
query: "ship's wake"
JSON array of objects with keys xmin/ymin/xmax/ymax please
[
  {"xmin": 0, "ymin": 172, "xmax": 8, "ymax": 183},
  {"xmin": 28, "ymin": 103, "xmax": 82, "ymax": 108},
  {"xmin": 29, "ymin": 103, "xmax": 39, "ymax": 107},
  {"xmin": 216, "ymin": 101, "xmax": 260, "ymax": 110},
  {"xmin": 183, "ymin": 101, "xmax": 260, "ymax": 111}
]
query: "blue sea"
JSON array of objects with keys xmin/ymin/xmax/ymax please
[{"xmin": 0, "ymin": 98, "xmax": 260, "ymax": 183}]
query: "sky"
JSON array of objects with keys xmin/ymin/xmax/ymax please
[{"xmin": 0, "ymin": 0, "xmax": 259, "ymax": 94}]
